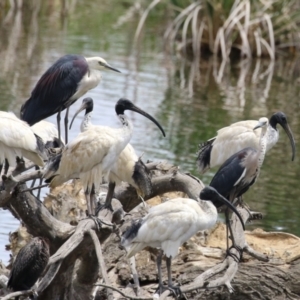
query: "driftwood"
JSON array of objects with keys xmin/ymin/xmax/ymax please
[{"xmin": 0, "ymin": 161, "xmax": 300, "ymax": 300}]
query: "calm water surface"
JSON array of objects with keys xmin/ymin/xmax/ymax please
[{"xmin": 0, "ymin": 1, "xmax": 300, "ymax": 264}]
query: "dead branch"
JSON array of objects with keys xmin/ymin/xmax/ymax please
[
  {"xmin": 89, "ymin": 229, "xmax": 113, "ymax": 300},
  {"xmin": 95, "ymin": 283, "xmax": 152, "ymax": 300},
  {"xmin": 2, "ymin": 289, "xmax": 33, "ymax": 300}
]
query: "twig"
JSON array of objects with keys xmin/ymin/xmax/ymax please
[
  {"xmin": 22, "ymin": 183, "xmax": 48, "ymax": 193},
  {"xmin": 94, "ymin": 283, "xmax": 152, "ymax": 300},
  {"xmin": 2, "ymin": 289, "xmax": 33, "ymax": 300},
  {"xmin": 89, "ymin": 229, "xmax": 113, "ymax": 300}
]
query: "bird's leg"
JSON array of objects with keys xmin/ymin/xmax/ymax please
[
  {"xmin": 166, "ymin": 256, "xmax": 185, "ymax": 299},
  {"xmin": 88, "ymin": 185, "xmax": 113, "ymax": 230},
  {"xmin": 4, "ymin": 159, "xmax": 9, "ymax": 175},
  {"xmin": 30, "ymin": 165, "xmax": 39, "ymax": 188},
  {"xmin": 85, "ymin": 189, "xmax": 92, "ymax": 216},
  {"xmin": 238, "ymin": 196, "xmax": 252, "ymax": 219},
  {"xmin": 156, "ymin": 249, "xmax": 164, "ymax": 294},
  {"xmin": 225, "ymin": 208, "xmax": 230, "ymax": 251},
  {"xmin": 64, "ymin": 106, "xmax": 70, "ymax": 144},
  {"xmin": 104, "ymin": 181, "xmax": 115, "ymax": 211},
  {"xmin": 36, "ymin": 177, "xmax": 43, "ymax": 199},
  {"xmin": 90, "ymin": 184, "xmax": 96, "ymax": 215},
  {"xmin": 57, "ymin": 110, "xmax": 62, "ymax": 145},
  {"xmin": 225, "ymin": 208, "xmax": 243, "ymax": 263}
]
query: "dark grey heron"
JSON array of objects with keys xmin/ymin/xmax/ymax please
[
  {"xmin": 44, "ymin": 98, "xmax": 165, "ymax": 216},
  {"xmin": 69, "ymin": 98, "xmax": 152, "ymax": 212},
  {"xmin": 121, "ymin": 186, "xmax": 245, "ymax": 297},
  {"xmin": 20, "ymin": 54, "xmax": 121, "ymax": 144},
  {"xmin": 197, "ymin": 112, "xmax": 296, "ymax": 174},
  {"xmin": 7, "ymin": 237, "xmax": 49, "ymax": 293}
]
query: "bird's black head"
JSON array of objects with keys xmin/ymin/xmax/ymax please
[
  {"xmin": 82, "ymin": 97, "xmax": 94, "ymax": 114},
  {"xmin": 269, "ymin": 112, "xmax": 287, "ymax": 129},
  {"xmin": 115, "ymin": 98, "xmax": 135, "ymax": 115},
  {"xmin": 269, "ymin": 111, "xmax": 296, "ymax": 161},
  {"xmin": 115, "ymin": 98, "xmax": 166, "ymax": 137},
  {"xmin": 200, "ymin": 186, "xmax": 219, "ymax": 202},
  {"xmin": 69, "ymin": 97, "xmax": 94, "ymax": 130},
  {"xmin": 200, "ymin": 186, "xmax": 245, "ymax": 230}
]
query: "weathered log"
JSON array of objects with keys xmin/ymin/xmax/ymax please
[{"xmin": 1, "ymin": 161, "xmax": 300, "ymax": 300}]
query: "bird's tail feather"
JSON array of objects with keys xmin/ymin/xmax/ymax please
[
  {"xmin": 43, "ymin": 153, "xmax": 63, "ymax": 187},
  {"xmin": 196, "ymin": 138, "xmax": 215, "ymax": 173},
  {"xmin": 121, "ymin": 218, "xmax": 143, "ymax": 258},
  {"xmin": 132, "ymin": 158, "xmax": 152, "ymax": 197}
]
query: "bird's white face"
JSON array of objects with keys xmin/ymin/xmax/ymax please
[
  {"xmin": 85, "ymin": 57, "xmax": 121, "ymax": 73},
  {"xmin": 253, "ymin": 117, "xmax": 269, "ymax": 131},
  {"xmin": 86, "ymin": 57, "xmax": 109, "ymax": 70},
  {"xmin": 258, "ymin": 117, "xmax": 269, "ymax": 128}
]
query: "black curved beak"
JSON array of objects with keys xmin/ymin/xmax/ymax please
[
  {"xmin": 280, "ymin": 122, "xmax": 296, "ymax": 161},
  {"xmin": 104, "ymin": 63, "xmax": 121, "ymax": 73},
  {"xmin": 69, "ymin": 101, "xmax": 88, "ymax": 130},
  {"xmin": 116, "ymin": 98, "xmax": 166, "ymax": 137},
  {"xmin": 200, "ymin": 187, "xmax": 245, "ymax": 230}
]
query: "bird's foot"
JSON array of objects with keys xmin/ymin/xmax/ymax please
[
  {"xmin": 226, "ymin": 244, "xmax": 244, "ymax": 263},
  {"xmin": 84, "ymin": 211, "xmax": 113, "ymax": 231},
  {"xmin": 155, "ymin": 284, "xmax": 186, "ymax": 299},
  {"xmin": 95, "ymin": 202, "xmax": 113, "ymax": 215}
]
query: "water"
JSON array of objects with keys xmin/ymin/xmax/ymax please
[{"xmin": 0, "ymin": 1, "xmax": 300, "ymax": 264}]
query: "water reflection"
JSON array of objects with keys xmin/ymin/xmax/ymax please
[{"xmin": 0, "ymin": 0, "xmax": 299, "ymax": 265}]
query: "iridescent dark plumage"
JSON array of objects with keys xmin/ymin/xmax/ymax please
[{"xmin": 7, "ymin": 237, "xmax": 50, "ymax": 292}]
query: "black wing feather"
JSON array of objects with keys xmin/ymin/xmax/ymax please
[
  {"xmin": 21, "ymin": 54, "xmax": 89, "ymax": 125},
  {"xmin": 7, "ymin": 237, "xmax": 49, "ymax": 291},
  {"xmin": 209, "ymin": 147, "xmax": 254, "ymax": 200},
  {"xmin": 132, "ymin": 158, "xmax": 152, "ymax": 196}
]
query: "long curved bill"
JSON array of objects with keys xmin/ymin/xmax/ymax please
[
  {"xmin": 116, "ymin": 98, "xmax": 166, "ymax": 137},
  {"xmin": 69, "ymin": 99, "xmax": 91, "ymax": 130},
  {"xmin": 201, "ymin": 186, "xmax": 245, "ymax": 230},
  {"xmin": 281, "ymin": 123, "xmax": 296, "ymax": 161}
]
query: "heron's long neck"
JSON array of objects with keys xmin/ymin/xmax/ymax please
[
  {"xmin": 81, "ymin": 112, "xmax": 93, "ymax": 132},
  {"xmin": 258, "ymin": 127, "xmax": 268, "ymax": 168}
]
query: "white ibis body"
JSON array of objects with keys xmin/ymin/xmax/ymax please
[
  {"xmin": 31, "ymin": 120, "xmax": 64, "ymax": 149},
  {"xmin": 44, "ymin": 98, "xmax": 165, "ymax": 215},
  {"xmin": 121, "ymin": 186, "xmax": 245, "ymax": 295},
  {"xmin": 7, "ymin": 237, "xmax": 49, "ymax": 292},
  {"xmin": 20, "ymin": 54, "xmax": 121, "ymax": 143},
  {"xmin": 0, "ymin": 111, "xmax": 45, "ymax": 174},
  {"xmin": 197, "ymin": 112, "xmax": 295, "ymax": 174},
  {"xmin": 69, "ymin": 98, "xmax": 152, "ymax": 211}
]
